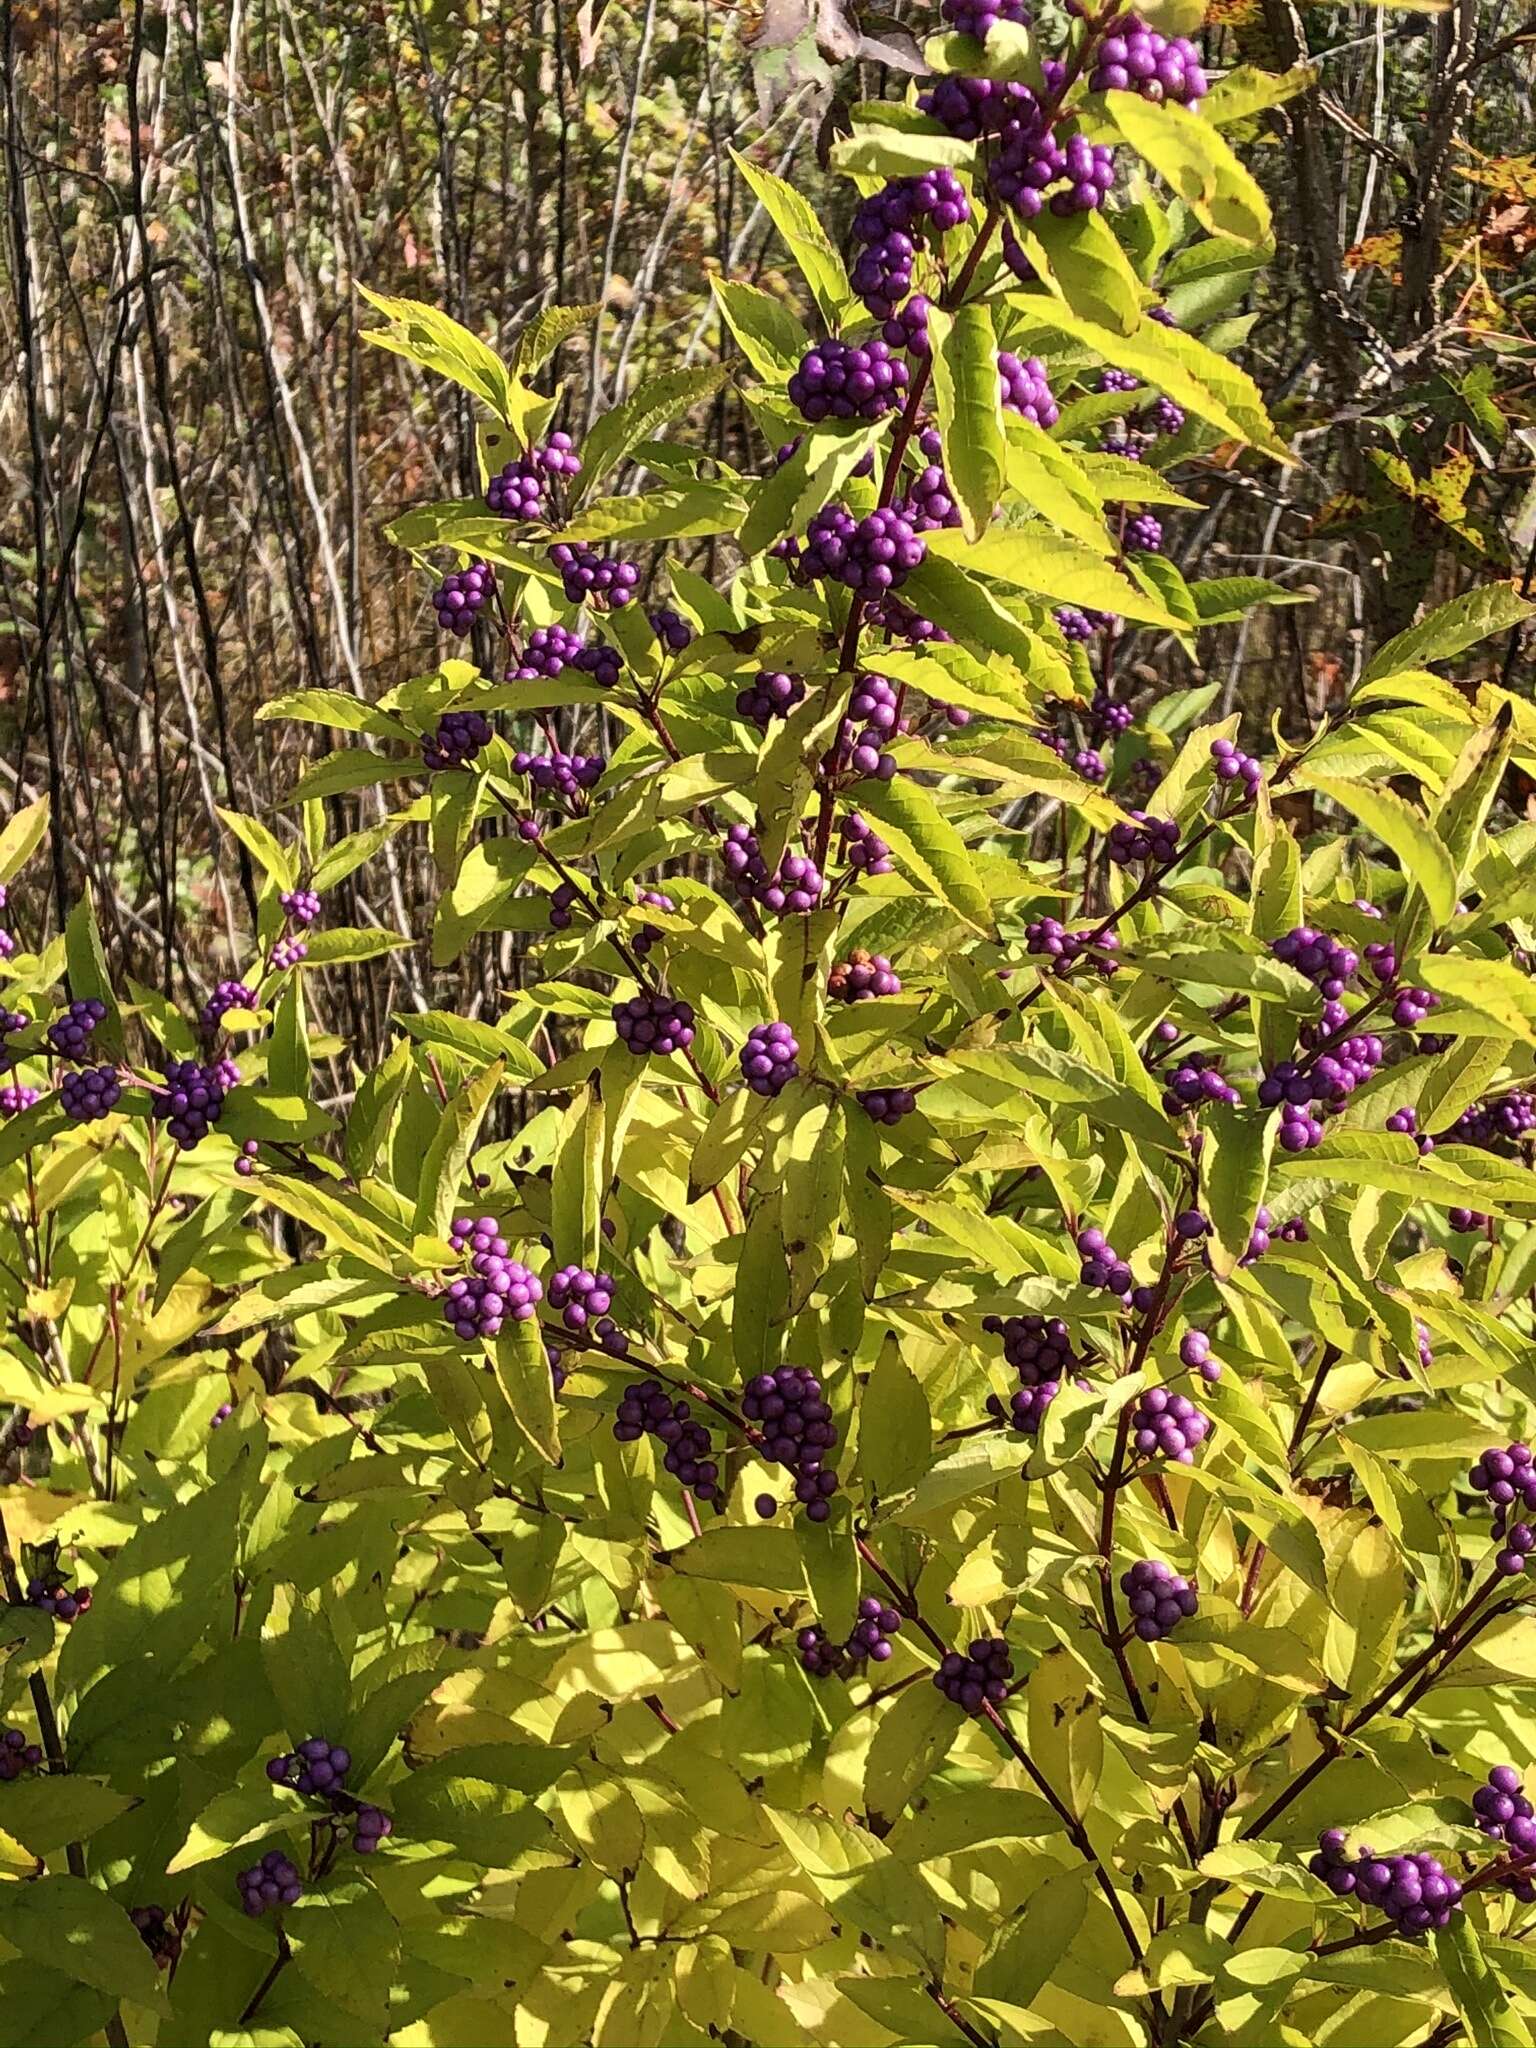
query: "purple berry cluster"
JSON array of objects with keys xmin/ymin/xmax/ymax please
[
  {"xmin": 59, "ymin": 1066, "xmax": 120, "ymax": 1122},
  {"xmin": 1077, "ymin": 1224, "xmax": 1134, "ymax": 1296},
  {"xmin": 0, "ymin": 1727, "xmax": 41, "ymax": 1781},
  {"xmin": 201, "ymin": 980, "xmax": 255, "ymax": 1036},
  {"xmin": 883, "ymin": 293, "xmax": 932, "ymax": 356},
  {"xmin": 1209, "ymin": 736, "xmax": 1262, "ymax": 791},
  {"xmin": 1091, "ymin": 19, "xmax": 1208, "ymax": 104},
  {"xmin": 352, "ymin": 1804, "xmax": 394, "ymax": 1854},
  {"xmin": 1473, "ymin": 1764, "xmax": 1536, "ymax": 1890},
  {"xmin": 941, "ymin": 0, "xmax": 1030, "ymax": 36},
  {"xmin": 838, "ymin": 673, "xmax": 902, "ymax": 781},
  {"xmin": 271, "ymin": 936, "xmax": 308, "ymax": 970},
  {"xmin": 613, "ymin": 991, "xmax": 696, "ymax": 1057},
  {"xmin": 442, "ymin": 1216, "xmax": 542, "ymax": 1342},
  {"xmin": 737, "ymin": 670, "xmax": 805, "ymax": 728},
  {"xmin": 1452, "ymin": 1092, "xmax": 1536, "ymax": 1153},
  {"xmin": 1121, "ymin": 1558, "xmax": 1198, "ymax": 1641},
  {"xmin": 991, "ymin": 119, "xmax": 1115, "ymax": 219},
  {"xmin": 798, "ymin": 1597, "xmax": 902, "ymax": 1677},
  {"xmin": 46, "ymin": 998, "xmax": 106, "ymax": 1060},
  {"xmin": 1386, "ymin": 1105, "xmax": 1435, "ymax": 1155},
  {"xmin": 1099, "ymin": 368, "xmax": 1139, "ymax": 395},
  {"xmin": 1468, "ymin": 1443, "xmax": 1536, "ymax": 1573},
  {"xmin": 997, "ymin": 350, "xmax": 1060, "ymax": 425},
  {"xmin": 983, "ymin": 1313, "xmax": 1085, "ymax": 1433},
  {"xmin": 901, "ymin": 437, "xmax": 962, "ymax": 534},
  {"xmin": 512, "ymin": 747, "xmax": 605, "ymax": 803},
  {"xmin": 1026, "ymin": 917, "xmax": 1121, "ymax": 976},
  {"xmin": 614, "ymin": 1380, "xmax": 719, "ymax": 1500},
  {"xmin": 1309, "ymin": 1831, "xmax": 1462, "ymax": 1937},
  {"xmin": 1123, "ymin": 512, "xmax": 1163, "ymax": 554},
  {"xmin": 935, "ymin": 1636, "xmax": 1013, "ymax": 1713},
  {"xmin": 919, "ymin": 74, "xmax": 1041, "ymax": 142},
  {"xmin": 789, "ymin": 337, "xmax": 910, "ymax": 421},
  {"xmin": 858, "ymin": 1086, "xmax": 917, "ymax": 1125},
  {"xmin": 841, "ymin": 810, "xmax": 894, "ymax": 877},
  {"xmin": 1449, "ymin": 1206, "xmax": 1490, "ymax": 1234},
  {"xmin": 850, "ymin": 172, "xmax": 971, "ymax": 319},
  {"xmin": 211, "ymin": 1399, "xmax": 234, "ymax": 1425},
  {"xmin": 150, "ymin": 1060, "xmax": 225, "ymax": 1147},
  {"xmin": 1054, "ymin": 605, "xmax": 1108, "ymax": 642},
  {"xmin": 267, "ymin": 1736, "xmax": 351, "ymax": 1797},
  {"xmin": 0, "ymin": 1083, "xmax": 37, "ymax": 1117},
  {"xmin": 27, "ymin": 1577, "xmax": 89, "ymax": 1622},
  {"xmin": 280, "ymin": 888, "xmax": 321, "ymax": 926},
  {"xmin": 1129, "ymin": 1387, "xmax": 1211, "ymax": 1464},
  {"xmin": 486, "ymin": 432, "xmax": 581, "ymax": 518},
  {"xmin": 721, "ymin": 824, "xmax": 825, "ymax": 916},
  {"xmin": 1273, "ymin": 926, "xmax": 1358, "ymax": 998},
  {"xmin": 548, "ymin": 543, "xmax": 639, "ymax": 608},
  {"xmin": 237, "ymin": 1849, "xmax": 303, "ymax": 1917},
  {"xmin": 547, "ymin": 1266, "xmax": 628, "ymax": 1355},
  {"xmin": 829, "ymin": 950, "xmax": 901, "ymax": 1002},
  {"xmin": 1161, "ymin": 1051, "xmax": 1240, "ymax": 1112},
  {"xmin": 422, "ymin": 708, "xmax": 493, "ymax": 773},
  {"xmin": 631, "ymin": 887, "xmax": 674, "ymax": 958},
  {"xmin": 1178, "ymin": 1329, "xmax": 1223, "ymax": 1384},
  {"xmin": 432, "ymin": 562, "xmax": 493, "ymax": 636},
  {"xmin": 649, "ymin": 607, "xmax": 692, "ymax": 653},
  {"xmin": 740, "ymin": 1022, "xmax": 800, "ymax": 1097},
  {"xmin": 743, "ymin": 1366, "xmax": 839, "ymax": 1521},
  {"xmin": 512, "ymin": 622, "xmax": 587, "ymax": 679},
  {"xmin": 129, "ymin": 1905, "xmax": 181, "ymax": 1969},
  {"xmin": 797, "ymin": 503, "xmax": 926, "ymax": 598},
  {"xmin": 1143, "ymin": 395, "xmax": 1186, "ymax": 437},
  {"xmin": 235, "ymin": 1139, "xmax": 260, "ymax": 1178},
  {"xmin": 575, "ymin": 639, "xmax": 624, "ymax": 687},
  {"xmin": 1107, "ymin": 811, "xmax": 1179, "ymax": 867}
]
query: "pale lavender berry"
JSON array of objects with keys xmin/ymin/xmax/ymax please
[{"xmin": 271, "ymin": 937, "xmax": 308, "ymax": 970}]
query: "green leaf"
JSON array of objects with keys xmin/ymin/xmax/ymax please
[
  {"xmin": 1203, "ymin": 1102, "xmax": 1276, "ymax": 1279},
  {"xmin": 928, "ymin": 301, "xmax": 1006, "ymax": 540},
  {"xmin": 290, "ymin": 1884, "xmax": 400, "ymax": 2027},
  {"xmin": 861, "ymin": 1341, "xmax": 931, "ymax": 1500},
  {"xmin": 975, "ymin": 1871, "xmax": 1090, "ymax": 2005},
  {"xmin": 856, "ymin": 776, "xmax": 996, "ymax": 936},
  {"xmin": 301, "ymin": 926, "xmax": 415, "ymax": 966},
  {"xmin": 1104, "ymin": 92, "xmax": 1273, "ymax": 246},
  {"xmin": 709, "ymin": 276, "xmax": 807, "ymax": 380},
  {"xmin": 551, "ymin": 1084, "xmax": 605, "ymax": 1270},
  {"xmin": 673, "ymin": 1524, "xmax": 807, "ymax": 1595},
  {"xmin": 1300, "ymin": 776, "xmax": 1458, "ymax": 926},
  {"xmin": 927, "ymin": 525, "xmax": 1184, "ymax": 628},
  {"xmin": 1022, "ymin": 207, "xmax": 1143, "ymax": 334},
  {"xmin": 359, "ymin": 286, "xmax": 515, "ymax": 422},
  {"xmin": 734, "ymin": 1192, "xmax": 791, "ymax": 1378},
  {"xmin": 729, "ymin": 150, "xmax": 851, "ymax": 328},
  {"xmin": 781, "ymin": 1096, "xmax": 846, "ymax": 1310},
  {"xmin": 863, "ymin": 1681, "xmax": 955, "ymax": 1821},
  {"xmin": 510, "ymin": 300, "xmax": 602, "ymax": 376},
  {"xmin": 0, "ymin": 796, "xmax": 49, "ymax": 885},
  {"xmin": 0, "ymin": 1777, "xmax": 133, "ymax": 1858},
  {"xmin": 412, "ymin": 1060, "xmax": 506, "ymax": 1239},
  {"xmin": 492, "ymin": 1314, "xmax": 560, "ymax": 1463},
  {"xmin": 1360, "ymin": 583, "xmax": 1536, "ymax": 685},
  {"xmin": 738, "ymin": 423, "xmax": 883, "ymax": 558},
  {"xmin": 578, "ymin": 367, "xmax": 732, "ymax": 491},
  {"xmin": 1433, "ymin": 705, "xmax": 1514, "ymax": 885},
  {"xmin": 1433, "ymin": 1915, "xmax": 1534, "ymax": 2048},
  {"xmin": 764, "ymin": 1808, "xmax": 945, "ymax": 1974},
  {"xmin": 0, "ymin": 1876, "xmax": 161, "ymax": 2007},
  {"xmin": 1026, "ymin": 1647, "xmax": 1102, "ymax": 1818}
]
